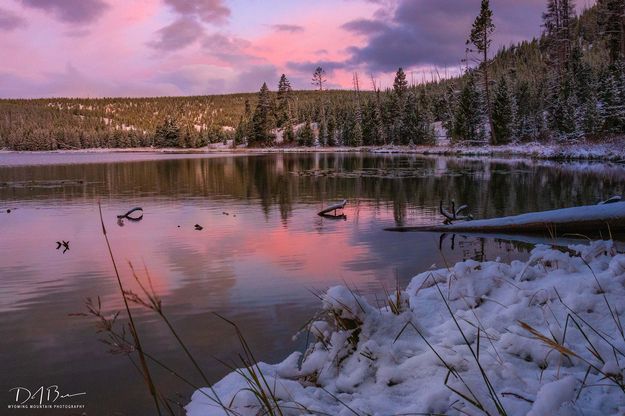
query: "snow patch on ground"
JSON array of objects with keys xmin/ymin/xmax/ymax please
[{"xmin": 187, "ymin": 241, "xmax": 625, "ymax": 416}]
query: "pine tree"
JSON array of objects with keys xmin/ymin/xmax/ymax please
[
  {"xmin": 297, "ymin": 118, "xmax": 314, "ymax": 146},
  {"xmin": 393, "ymin": 68, "xmax": 409, "ymax": 100},
  {"xmin": 514, "ymin": 80, "xmax": 537, "ymax": 141},
  {"xmin": 317, "ymin": 111, "xmax": 328, "ymax": 146},
  {"xmin": 570, "ymin": 46, "xmax": 602, "ymax": 136},
  {"xmin": 243, "ymin": 99, "xmax": 253, "ymax": 142},
  {"xmin": 178, "ymin": 128, "xmax": 192, "ymax": 148},
  {"xmin": 350, "ymin": 72, "xmax": 364, "ymax": 147},
  {"xmin": 276, "ymin": 74, "xmax": 292, "ymax": 127},
  {"xmin": 234, "ymin": 116, "xmax": 246, "ymax": 147},
  {"xmin": 543, "ymin": 0, "xmax": 576, "ymax": 74},
  {"xmin": 312, "ymin": 67, "xmax": 328, "ymax": 147},
  {"xmin": 418, "ymin": 91, "xmax": 436, "ymax": 144},
  {"xmin": 361, "ymin": 99, "xmax": 376, "ymax": 146},
  {"xmin": 441, "ymin": 85, "xmax": 458, "ymax": 139},
  {"xmin": 552, "ymin": 72, "xmax": 579, "ymax": 139},
  {"xmin": 598, "ymin": 0, "xmax": 625, "ymax": 64},
  {"xmin": 401, "ymin": 91, "xmax": 423, "ymax": 145},
  {"xmin": 492, "ymin": 77, "xmax": 516, "ymax": 144},
  {"xmin": 326, "ymin": 110, "xmax": 337, "ymax": 147},
  {"xmin": 283, "ymin": 118, "xmax": 295, "ymax": 144},
  {"xmin": 369, "ymin": 78, "xmax": 387, "ymax": 145},
  {"xmin": 388, "ymin": 68, "xmax": 410, "ymax": 144},
  {"xmin": 541, "ymin": 1, "xmax": 575, "ymax": 139},
  {"xmin": 469, "ymin": 0, "xmax": 496, "ymax": 144},
  {"xmin": 250, "ymin": 82, "xmax": 275, "ymax": 147},
  {"xmin": 599, "ymin": 61, "xmax": 625, "ymax": 132},
  {"xmin": 372, "ymin": 97, "xmax": 386, "ymax": 145},
  {"xmin": 153, "ymin": 117, "xmax": 180, "ymax": 147},
  {"xmin": 581, "ymin": 90, "xmax": 602, "ymax": 137},
  {"xmin": 452, "ymin": 75, "xmax": 484, "ymax": 143},
  {"xmin": 351, "ymin": 105, "xmax": 364, "ymax": 147},
  {"xmin": 312, "ymin": 67, "xmax": 326, "ymax": 91}
]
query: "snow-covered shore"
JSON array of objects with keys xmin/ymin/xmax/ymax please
[
  {"xmin": 3, "ymin": 138, "xmax": 625, "ymax": 161},
  {"xmin": 369, "ymin": 139, "xmax": 625, "ymax": 161},
  {"xmin": 187, "ymin": 241, "xmax": 625, "ymax": 415}
]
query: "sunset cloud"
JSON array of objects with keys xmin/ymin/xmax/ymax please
[
  {"xmin": 0, "ymin": 7, "xmax": 26, "ymax": 30},
  {"xmin": 271, "ymin": 24, "xmax": 305, "ymax": 33},
  {"xmin": 20, "ymin": 0, "xmax": 109, "ymax": 24},
  {"xmin": 0, "ymin": 0, "xmax": 597, "ymax": 98},
  {"xmin": 164, "ymin": 0, "xmax": 230, "ymax": 24},
  {"xmin": 148, "ymin": 16, "xmax": 204, "ymax": 51}
]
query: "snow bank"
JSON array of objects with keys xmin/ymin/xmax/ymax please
[
  {"xmin": 187, "ymin": 241, "xmax": 625, "ymax": 416},
  {"xmin": 369, "ymin": 140, "xmax": 625, "ymax": 161}
]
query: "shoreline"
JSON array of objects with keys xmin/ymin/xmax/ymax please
[{"xmin": 3, "ymin": 140, "xmax": 625, "ymax": 162}]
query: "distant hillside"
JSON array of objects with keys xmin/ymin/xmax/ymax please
[{"xmin": 0, "ymin": 90, "xmax": 366, "ymax": 150}]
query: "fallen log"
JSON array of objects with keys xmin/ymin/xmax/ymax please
[
  {"xmin": 386, "ymin": 201, "xmax": 625, "ymax": 234},
  {"xmin": 318, "ymin": 200, "xmax": 347, "ymax": 216}
]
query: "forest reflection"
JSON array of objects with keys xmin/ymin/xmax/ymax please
[{"xmin": 3, "ymin": 153, "xmax": 624, "ymax": 227}]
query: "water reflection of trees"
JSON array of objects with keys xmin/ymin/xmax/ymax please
[{"xmin": 2, "ymin": 154, "xmax": 624, "ymax": 226}]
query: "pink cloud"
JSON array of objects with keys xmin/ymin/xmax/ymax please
[{"xmin": 0, "ymin": 0, "xmax": 592, "ymax": 97}]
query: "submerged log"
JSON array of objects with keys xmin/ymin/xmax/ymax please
[
  {"xmin": 319, "ymin": 213, "xmax": 347, "ymax": 221},
  {"xmin": 386, "ymin": 201, "xmax": 625, "ymax": 234},
  {"xmin": 318, "ymin": 200, "xmax": 347, "ymax": 216}
]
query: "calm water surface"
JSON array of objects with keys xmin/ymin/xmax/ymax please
[{"xmin": 1, "ymin": 152, "xmax": 624, "ymax": 415}]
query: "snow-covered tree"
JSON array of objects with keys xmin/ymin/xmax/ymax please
[
  {"xmin": 441, "ymin": 85, "xmax": 458, "ymax": 139},
  {"xmin": 570, "ymin": 47, "xmax": 602, "ymax": 137},
  {"xmin": 469, "ymin": 0, "xmax": 496, "ymax": 144},
  {"xmin": 351, "ymin": 106, "xmax": 364, "ymax": 147},
  {"xmin": 492, "ymin": 77, "xmax": 516, "ymax": 144},
  {"xmin": 514, "ymin": 81, "xmax": 541, "ymax": 141},
  {"xmin": 452, "ymin": 74, "xmax": 485, "ymax": 143},
  {"xmin": 599, "ymin": 61, "xmax": 625, "ymax": 132}
]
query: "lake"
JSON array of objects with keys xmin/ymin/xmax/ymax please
[{"xmin": 1, "ymin": 152, "xmax": 624, "ymax": 415}]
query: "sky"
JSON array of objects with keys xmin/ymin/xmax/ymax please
[{"xmin": 0, "ymin": 0, "xmax": 596, "ymax": 98}]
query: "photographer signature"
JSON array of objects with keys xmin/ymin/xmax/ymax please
[{"xmin": 9, "ymin": 385, "xmax": 86, "ymax": 405}]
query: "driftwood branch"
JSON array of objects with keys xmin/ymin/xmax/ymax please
[
  {"xmin": 318, "ymin": 200, "xmax": 347, "ymax": 216},
  {"xmin": 117, "ymin": 207, "xmax": 143, "ymax": 221},
  {"xmin": 440, "ymin": 200, "xmax": 473, "ymax": 224}
]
